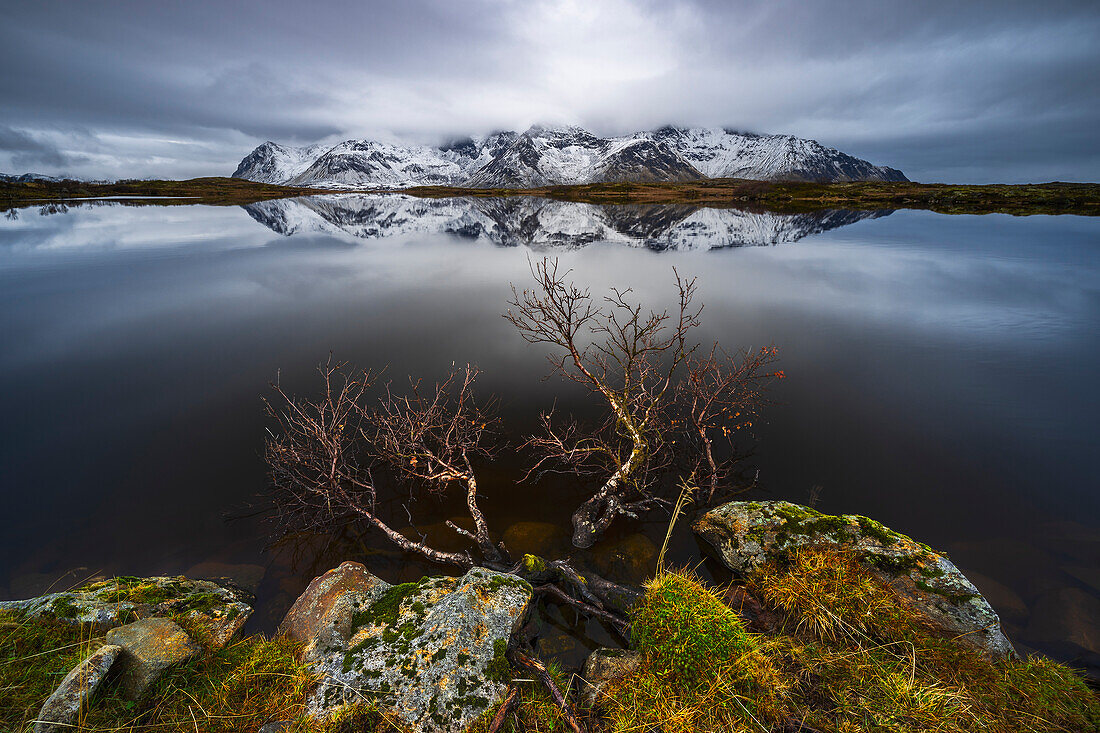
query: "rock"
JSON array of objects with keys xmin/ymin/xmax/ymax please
[
  {"xmin": 34, "ymin": 644, "xmax": 122, "ymax": 733},
  {"xmin": 1024, "ymin": 588, "xmax": 1100, "ymax": 655},
  {"xmin": 590, "ymin": 533, "xmax": 658, "ymax": 585},
  {"xmin": 299, "ymin": 565, "xmax": 533, "ymax": 732},
  {"xmin": 694, "ymin": 500, "xmax": 1015, "ymax": 660},
  {"xmin": 184, "ymin": 561, "xmax": 266, "ymax": 594},
  {"xmin": 106, "ymin": 618, "xmax": 201, "ymax": 700},
  {"xmin": 257, "ymin": 722, "xmax": 294, "ymax": 733},
  {"xmin": 279, "ymin": 561, "xmax": 390, "ymax": 664},
  {"xmin": 501, "ymin": 521, "xmax": 567, "ymax": 557},
  {"xmin": 581, "ymin": 648, "xmax": 642, "ymax": 709},
  {"xmin": 0, "ymin": 575, "xmax": 253, "ymax": 647}
]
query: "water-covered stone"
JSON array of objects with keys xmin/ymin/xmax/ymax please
[
  {"xmin": 581, "ymin": 648, "xmax": 641, "ymax": 709},
  {"xmin": 106, "ymin": 618, "xmax": 201, "ymax": 700},
  {"xmin": 501, "ymin": 521, "xmax": 567, "ymax": 557},
  {"xmin": 290, "ymin": 564, "xmax": 532, "ymax": 732},
  {"xmin": 694, "ymin": 500, "xmax": 1015, "ymax": 659},
  {"xmin": 34, "ymin": 644, "xmax": 122, "ymax": 733},
  {"xmin": 590, "ymin": 533, "xmax": 658, "ymax": 585},
  {"xmin": 0, "ymin": 575, "xmax": 253, "ymax": 647}
]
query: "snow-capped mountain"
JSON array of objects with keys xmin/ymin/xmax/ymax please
[
  {"xmin": 650, "ymin": 126, "xmax": 906, "ymax": 182},
  {"xmin": 242, "ymin": 194, "xmax": 892, "ymax": 250},
  {"xmin": 232, "ymin": 125, "xmax": 906, "ymax": 189},
  {"xmin": 0, "ymin": 172, "xmax": 63, "ymax": 183},
  {"xmin": 231, "ymin": 142, "xmax": 333, "ymax": 184}
]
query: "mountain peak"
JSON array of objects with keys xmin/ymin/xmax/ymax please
[{"xmin": 232, "ymin": 125, "xmax": 907, "ymax": 188}]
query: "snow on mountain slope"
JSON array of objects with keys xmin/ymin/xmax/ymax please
[
  {"xmin": 243, "ymin": 194, "xmax": 890, "ymax": 250},
  {"xmin": 233, "ymin": 125, "xmax": 906, "ymax": 188},
  {"xmin": 286, "ymin": 133, "xmax": 517, "ymax": 189},
  {"xmin": 650, "ymin": 127, "xmax": 907, "ymax": 182},
  {"xmin": 231, "ymin": 142, "xmax": 333, "ymax": 184}
]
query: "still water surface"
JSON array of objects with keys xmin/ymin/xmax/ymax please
[{"xmin": 1, "ymin": 196, "xmax": 1097, "ymax": 668}]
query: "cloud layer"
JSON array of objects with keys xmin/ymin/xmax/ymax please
[{"xmin": 1, "ymin": 0, "xmax": 1097, "ymax": 182}]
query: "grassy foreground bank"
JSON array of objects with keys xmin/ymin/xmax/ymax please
[
  {"xmin": 405, "ymin": 179, "xmax": 1100, "ymax": 216},
  {"xmin": 3, "ymin": 548, "xmax": 1097, "ymax": 732},
  {"xmin": 0, "ymin": 177, "xmax": 338, "ymax": 211}
]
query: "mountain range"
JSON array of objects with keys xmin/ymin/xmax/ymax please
[
  {"xmin": 242, "ymin": 194, "xmax": 892, "ymax": 250},
  {"xmin": 232, "ymin": 125, "xmax": 907, "ymax": 189}
]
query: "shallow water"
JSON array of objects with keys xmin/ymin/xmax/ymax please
[{"xmin": 1, "ymin": 196, "xmax": 1097, "ymax": 669}]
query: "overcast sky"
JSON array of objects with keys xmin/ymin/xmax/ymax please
[{"xmin": 1, "ymin": 0, "xmax": 1097, "ymax": 183}]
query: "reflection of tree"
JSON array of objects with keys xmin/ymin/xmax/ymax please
[{"xmin": 37, "ymin": 202, "xmax": 69, "ymax": 216}]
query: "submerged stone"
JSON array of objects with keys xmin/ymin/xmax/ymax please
[
  {"xmin": 581, "ymin": 648, "xmax": 642, "ymax": 709},
  {"xmin": 590, "ymin": 533, "xmax": 658, "ymax": 585},
  {"xmin": 0, "ymin": 575, "xmax": 253, "ymax": 647},
  {"xmin": 501, "ymin": 521, "xmax": 567, "ymax": 557},
  {"xmin": 287, "ymin": 564, "xmax": 533, "ymax": 732},
  {"xmin": 34, "ymin": 644, "xmax": 122, "ymax": 733},
  {"xmin": 694, "ymin": 500, "xmax": 1015, "ymax": 660},
  {"xmin": 106, "ymin": 617, "xmax": 202, "ymax": 700}
]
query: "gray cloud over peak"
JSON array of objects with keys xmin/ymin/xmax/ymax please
[{"xmin": 1, "ymin": 0, "xmax": 1097, "ymax": 182}]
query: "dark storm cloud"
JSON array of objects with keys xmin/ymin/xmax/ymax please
[
  {"xmin": 0, "ymin": 126, "xmax": 77, "ymax": 168},
  {"xmin": 0, "ymin": 0, "xmax": 1097, "ymax": 181}
]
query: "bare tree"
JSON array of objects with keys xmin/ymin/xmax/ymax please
[
  {"xmin": 371, "ymin": 365, "xmax": 507, "ymax": 564},
  {"xmin": 263, "ymin": 263, "xmax": 782, "ymax": 635},
  {"xmin": 264, "ymin": 358, "xmax": 642, "ymax": 627},
  {"xmin": 264, "ymin": 358, "xmax": 480, "ymax": 568},
  {"xmin": 678, "ymin": 344, "xmax": 784, "ymax": 503},
  {"xmin": 506, "ymin": 258, "xmax": 701, "ymax": 548}
]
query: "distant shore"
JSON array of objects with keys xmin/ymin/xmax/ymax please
[{"xmin": 4, "ymin": 176, "xmax": 1099, "ymax": 216}]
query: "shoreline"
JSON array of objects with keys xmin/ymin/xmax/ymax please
[{"xmin": 4, "ymin": 176, "xmax": 1100, "ymax": 216}]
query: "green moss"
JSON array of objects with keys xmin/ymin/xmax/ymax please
[
  {"xmin": 431, "ymin": 647, "xmax": 447, "ymax": 662},
  {"xmin": 183, "ymin": 592, "xmax": 221, "ymax": 613},
  {"xmin": 863, "ymin": 552, "xmax": 920, "ymax": 574},
  {"xmin": 98, "ymin": 578, "xmax": 181, "ymax": 605},
  {"xmin": 855, "ymin": 516, "xmax": 898, "ymax": 545},
  {"xmin": 485, "ymin": 638, "xmax": 512, "ymax": 682},
  {"xmin": 485, "ymin": 573, "xmax": 533, "ymax": 595},
  {"xmin": 351, "ymin": 582, "xmax": 421, "ymax": 629},
  {"xmin": 758, "ymin": 503, "xmax": 856, "ymax": 546},
  {"xmin": 48, "ymin": 595, "xmax": 81, "ymax": 619},
  {"xmin": 914, "ymin": 578, "xmax": 978, "ymax": 605},
  {"xmin": 630, "ymin": 572, "xmax": 758, "ymax": 695}
]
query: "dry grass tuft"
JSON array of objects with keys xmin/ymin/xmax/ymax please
[{"xmin": 594, "ymin": 554, "xmax": 1100, "ymax": 733}]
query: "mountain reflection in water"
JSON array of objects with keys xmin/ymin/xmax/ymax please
[{"xmin": 243, "ymin": 194, "xmax": 892, "ymax": 250}]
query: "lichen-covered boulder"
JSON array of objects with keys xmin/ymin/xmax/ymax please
[
  {"xmin": 34, "ymin": 644, "xmax": 122, "ymax": 733},
  {"xmin": 295, "ymin": 565, "xmax": 532, "ymax": 732},
  {"xmin": 0, "ymin": 575, "xmax": 253, "ymax": 647},
  {"xmin": 106, "ymin": 617, "xmax": 202, "ymax": 699},
  {"xmin": 694, "ymin": 500, "xmax": 1014, "ymax": 660},
  {"xmin": 279, "ymin": 560, "xmax": 390, "ymax": 664},
  {"xmin": 580, "ymin": 648, "xmax": 641, "ymax": 709}
]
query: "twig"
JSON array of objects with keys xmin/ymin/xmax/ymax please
[
  {"xmin": 488, "ymin": 685, "xmax": 519, "ymax": 733},
  {"xmin": 510, "ymin": 651, "xmax": 586, "ymax": 733}
]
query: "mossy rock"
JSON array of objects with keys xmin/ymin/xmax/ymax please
[
  {"xmin": 295, "ymin": 564, "xmax": 533, "ymax": 732},
  {"xmin": 693, "ymin": 500, "xmax": 1015, "ymax": 660},
  {"xmin": 0, "ymin": 575, "xmax": 253, "ymax": 648}
]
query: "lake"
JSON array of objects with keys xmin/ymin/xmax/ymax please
[{"xmin": 1, "ymin": 195, "xmax": 1097, "ymax": 671}]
